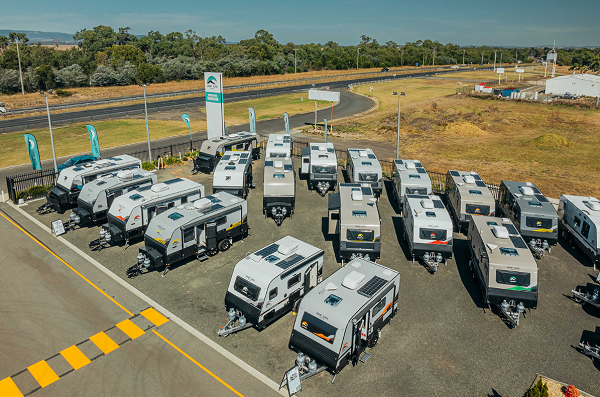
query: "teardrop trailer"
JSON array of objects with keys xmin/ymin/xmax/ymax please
[
  {"xmin": 280, "ymin": 257, "xmax": 399, "ymax": 388},
  {"xmin": 127, "ymin": 192, "xmax": 248, "ymax": 277},
  {"xmin": 67, "ymin": 169, "xmax": 157, "ymax": 228},
  {"xmin": 89, "ymin": 178, "xmax": 204, "ymax": 250},
  {"xmin": 263, "ymin": 157, "xmax": 296, "ymax": 226},
  {"xmin": 219, "ymin": 236, "xmax": 324, "ymax": 337},
  {"xmin": 37, "ymin": 155, "xmax": 141, "ymax": 214}
]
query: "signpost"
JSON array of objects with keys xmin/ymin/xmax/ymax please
[
  {"xmin": 496, "ymin": 68, "xmax": 505, "ymax": 85},
  {"xmin": 205, "ymin": 72, "xmax": 225, "ymax": 139},
  {"xmin": 308, "ymin": 90, "xmax": 340, "ymax": 135},
  {"xmin": 516, "ymin": 68, "xmax": 525, "ymax": 82}
]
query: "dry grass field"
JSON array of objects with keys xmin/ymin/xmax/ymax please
[{"xmin": 322, "ymin": 77, "xmax": 600, "ymax": 198}]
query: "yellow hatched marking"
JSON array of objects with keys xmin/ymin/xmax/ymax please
[
  {"xmin": 116, "ymin": 319, "xmax": 145, "ymax": 340},
  {"xmin": 27, "ymin": 360, "xmax": 60, "ymax": 388},
  {"xmin": 140, "ymin": 308, "xmax": 169, "ymax": 327},
  {"xmin": 89, "ymin": 332, "xmax": 119, "ymax": 355},
  {"xmin": 60, "ymin": 345, "xmax": 91, "ymax": 370},
  {"xmin": 0, "ymin": 377, "xmax": 24, "ymax": 397}
]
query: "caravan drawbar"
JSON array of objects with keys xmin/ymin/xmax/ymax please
[
  {"xmin": 283, "ymin": 257, "xmax": 399, "ymax": 386},
  {"xmin": 219, "ymin": 236, "xmax": 324, "ymax": 337}
]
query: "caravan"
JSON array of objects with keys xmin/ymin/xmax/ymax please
[
  {"xmin": 265, "ymin": 134, "xmax": 292, "ymax": 158},
  {"xmin": 391, "ymin": 159, "xmax": 433, "ymax": 210},
  {"xmin": 193, "ymin": 132, "xmax": 259, "ymax": 173},
  {"xmin": 219, "ymin": 236, "xmax": 324, "ymax": 337},
  {"xmin": 127, "ymin": 193, "xmax": 248, "ymax": 277},
  {"xmin": 282, "ymin": 258, "xmax": 399, "ymax": 386},
  {"xmin": 446, "ymin": 170, "xmax": 496, "ymax": 232},
  {"xmin": 38, "ymin": 155, "xmax": 141, "ymax": 214},
  {"xmin": 328, "ymin": 183, "xmax": 381, "ymax": 263},
  {"xmin": 263, "ymin": 157, "xmax": 295, "ymax": 226},
  {"xmin": 89, "ymin": 178, "xmax": 204, "ymax": 250},
  {"xmin": 467, "ymin": 215, "xmax": 538, "ymax": 328},
  {"xmin": 69, "ymin": 169, "xmax": 156, "ymax": 227},
  {"xmin": 345, "ymin": 149, "xmax": 383, "ymax": 197},
  {"xmin": 212, "ymin": 151, "xmax": 254, "ymax": 199},
  {"xmin": 559, "ymin": 195, "xmax": 600, "ymax": 267},
  {"xmin": 300, "ymin": 142, "xmax": 338, "ymax": 196},
  {"xmin": 401, "ymin": 194, "xmax": 453, "ymax": 273},
  {"xmin": 497, "ymin": 181, "xmax": 558, "ymax": 257}
]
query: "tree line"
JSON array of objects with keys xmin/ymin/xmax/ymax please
[{"xmin": 0, "ymin": 26, "xmax": 598, "ymax": 94}]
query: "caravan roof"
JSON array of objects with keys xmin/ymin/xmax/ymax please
[
  {"xmin": 561, "ymin": 195, "xmax": 600, "ymax": 224},
  {"xmin": 213, "ymin": 151, "xmax": 251, "ymax": 188},
  {"xmin": 393, "ymin": 159, "xmax": 432, "ymax": 188},
  {"xmin": 233, "ymin": 236, "xmax": 323, "ymax": 290},
  {"xmin": 200, "ymin": 132, "xmax": 258, "ymax": 156},
  {"xmin": 77, "ymin": 169, "xmax": 155, "ymax": 204},
  {"xmin": 404, "ymin": 194, "xmax": 451, "ymax": 223},
  {"xmin": 56, "ymin": 154, "xmax": 140, "ymax": 190},
  {"xmin": 264, "ymin": 157, "xmax": 294, "ymax": 195},
  {"xmin": 348, "ymin": 148, "xmax": 382, "ymax": 175},
  {"xmin": 338, "ymin": 183, "xmax": 380, "ymax": 227},
  {"xmin": 309, "ymin": 142, "xmax": 337, "ymax": 166},
  {"xmin": 448, "ymin": 170, "xmax": 495, "ymax": 202},
  {"xmin": 501, "ymin": 181, "xmax": 555, "ymax": 217},
  {"xmin": 266, "ymin": 134, "xmax": 292, "ymax": 157}
]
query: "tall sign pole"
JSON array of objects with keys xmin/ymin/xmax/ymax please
[
  {"xmin": 45, "ymin": 95, "xmax": 58, "ymax": 173},
  {"xmin": 205, "ymin": 72, "xmax": 225, "ymax": 139},
  {"xmin": 324, "ymin": 119, "xmax": 328, "ymax": 143},
  {"xmin": 16, "ymin": 41, "xmax": 25, "ymax": 95},
  {"xmin": 141, "ymin": 85, "xmax": 152, "ymax": 163}
]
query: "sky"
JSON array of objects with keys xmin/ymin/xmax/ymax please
[{"xmin": 1, "ymin": 0, "xmax": 598, "ymax": 47}]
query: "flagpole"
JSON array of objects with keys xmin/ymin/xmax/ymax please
[{"xmin": 45, "ymin": 94, "xmax": 58, "ymax": 173}]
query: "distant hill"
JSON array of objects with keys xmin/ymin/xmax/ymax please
[{"xmin": 0, "ymin": 30, "xmax": 78, "ymax": 44}]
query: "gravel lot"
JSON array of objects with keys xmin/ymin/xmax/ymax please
[{"xmin": 21, "ymin": 151, "xmax": 600, "ymax": 397}]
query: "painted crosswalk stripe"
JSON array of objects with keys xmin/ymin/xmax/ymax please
[
  {"xmin": 89, "ymin": 332, "xmax": 119, "ymax": 355},
  {"xmin": 27, "ymin": 360, "xmax": 60, "ymax": 388},
  {"xmin": 0, "ymin": 377, "xmax": 24, "ymax": 397},
  {"xmin": 116, "ymin": 319, "xmax": 145, "ymax": 340},
  {"xmin": 60, "ymin": 345, "xmax": 91, "ymax": 370},
  {"xmin": 141, "ymin": 308, "xmax": 169, "ymax": 327}
]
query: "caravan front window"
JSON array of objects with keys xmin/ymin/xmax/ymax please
[
  {"xmin": 234, "ymin": 277, "xmax": 261, "ymax": 302},
  {"xmin": 525, "ymin": 217, "xmax": 552, "ymax": 230},
  {"xmin": 301, "ymin": 312, "xmax": 337, "ymax": 344}
]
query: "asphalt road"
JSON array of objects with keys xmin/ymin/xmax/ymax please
[
  {"xmin": 15, "ymin": 153, "xmax": 600, "ymax": 397},
  {"xmin": 0, "ymin": 203, "xmax": 282, "ymax": 397}
]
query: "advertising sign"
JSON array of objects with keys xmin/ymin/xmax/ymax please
[
  {"xmin": 23, "ymin": 133, "xmax": 41, "ymax": 170},
  {"xmin": 308, "ymin": 90, "xmax": 340, "ymax": 102},
  {"xmin": 516, "ymin": 68, "xmax": 525, "ymax": 73},
  {"xmin": 496, "ymin": 68, "xmax": 505, "ymax": 74},
  {"xmin": 205, "ymin": 72, "xmax": 225, "ymax": 139},
  {"xmin": 86, "ymin": 124, "xmax": 101, "ymax": 159},
  {"xmin": 285, "ymin": 367, "xmax": 301, "ymax": 395}
]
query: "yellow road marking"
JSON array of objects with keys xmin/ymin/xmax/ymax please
[
  {"xmin": 116, "ymin": 319, "xmax": 145, "ymax": 340},
  {"xmin": 89, "ymin": 332, "xmax": 119, "ymax": 355},
  {"xmin": 152, "ymin": 330, "xmax": 245, "ymax": 397},
  {"xmin": 60, "ymin": 345, "xmax": 91, "ymax": 370},
  {"xmin": 0, "ymin": 377, "xmax": 24, "ymax": 397},
  {"xmin": 0, "ymin": 211, "xmax": 133, "ymax": 316},
  {"xmin": 141, "ymin": 308, "xmax": 169, "ymax": 327},
  {"xmin": 27, "ymin": 360, "xmax": 60, "ymax": 388}
]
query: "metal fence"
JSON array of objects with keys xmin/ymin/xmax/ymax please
[{"xmin": 6, "ymin": 168, "xmax": 58, "ymax": 203}]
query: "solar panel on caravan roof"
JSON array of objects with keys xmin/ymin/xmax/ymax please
[
  {"xmin": 340, "ymin": 183, "xmax": 361, "ymax": 187},
  {"xmin": 357, "ymin": 276, "xmax": 388, "ymax": 298},
  {"xmin": 284, "ymin": 164, "xmax": 293, "ymax": 171},
  {"xmin": 502, "ymin": 223, "xmax": 519, "ymax": 235},
  {"xmin": 414, "ymin": 162, "xmax": 423, "ymax": 168},
  {"xmin": 239, "ymin": 159, "xmax": 248, "ymax": 164},
  {"xmin": 450, "ymin": 171, "xmax": 460, "ymax": 177},
  {"xmin": 367, "ymin": 154, "xmax": 377, "ymax": 160},
  {"xmin": 255, "ymin": 244, "xmax": 279, "ymax": 258},
  {"xmin": 417, "ymin": 168, "xmax": 426, "ymax": 174},
  {"xmin": 222, "ymin": 155, "xmax": 231, "ymax": 161},
  {"xmin": 275, "ymin": 254, "xmax": 305, "ymax": 270},
  {"xmin": 361, "ymin": 187, "xmax": 372, "ymax": 196},
  {"xmin": 265, "ymin": 161, "xmax": 274, "ymax": 167},
  {"xmin": 164, "ymin": 178, "xmax": 184, "ymax": 185},
  {"xmin": 394, "ymin": 159, "xmax": 403, "ymax": 165},
  {"xmin": 535, "ymin": 194, "xmax": 548, "ymax": 203},
  {"xmin": 510, "ymin": 236, "xmax": 528, "ymax": 249},
  {"xmin": 472, "ymin": 174, "xmax": 482, "ymax": 181},
  {"xmin": 475, "ymin": 181, "xmax": 487, "ymax": 188},
  {"xmin": 241, "ymin": 153, "xmax": 249, "ymax": 159},
  {"xmin": 406, "ymin": 194, "xmax": 430, "ymax": 199},
  {"xmin": 433, "ymin": 200, "xmax": 445, "ymax": 209}
]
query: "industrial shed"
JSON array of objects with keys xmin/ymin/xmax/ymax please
[{"xmin": 545, "ymin": 74, "xmax": 600, "ymax": 97}]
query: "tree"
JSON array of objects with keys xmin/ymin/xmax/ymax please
[
  {"xmin": 0, "ymin": 36, "xmax": 9, "ymax": 50},
  {"xmin": 523, "ymin": 379, "xmax": 548, "ymax": 397},
  {"xmin": 136, "ymin": 63, "xmax": 162, "ymax": 84},
  {"xmin": 74, "ymin": 25, "xmax": 116, "ymax": 54},
  {"xmin": 8, "ymin": 32, "xmax": 29, "ymax": 45},
  {"xmin": 0, "ymin": 68, "xmax": 20, "ymax": 93},
  {"xmin": 116, "ymin": 61, "xmax": 137, "ymax": 85},
  {"xmin": 34, "ymin": 65, "xmax": 54, "ymax": 90},
  {"xmin": 54, "ymin": 64, "xmax": 87, "ymax": 87},
  {"xmin": 89, "ymin": 65, "xmax": 116, "ymax": 86},
  {"xmin": 116, "ymin": 27, "xmax": 137, "ymax": 45},
  {"xmin": 108, "ymin": 44, "xmax": 146, "ymax": 68}
]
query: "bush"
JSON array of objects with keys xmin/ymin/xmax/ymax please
[
  {"xmin": 90, "ymin": 65, "xmax": 117, "ymax": 87},
  {"xmin": 16, "ymin": 184, "xmax": 53, "ymax": 201},
  {"xmin": 523, "ymin": 379, "xmax": 548, "ymax": 397},
  {"xmin": 55, "ymin": 89, "xmax": 73, "ymax": 97},
  {"xmin": 142, "ymin": 161, "xmax": 155, "ymax": 171},
  {"xmin": 287, "ymin": 66, "xmax": 295, "ymax": 74},
  {"xmin": 54, "ymin": 64, "xmax": 87, "ymax": 87},
  {"xmin": 564, "ymin": 385, "xmax": 579, "ymax": 397},
  {"xmin": 0, "ymin": 68, "xmax": 20, "ymax": 93},
  {"xmin": 163, "ymin": 156, "xmax": 181, "ymax": 166}
]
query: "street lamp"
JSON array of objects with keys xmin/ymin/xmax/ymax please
[
  {"xmin": 392, "ymin": 92, "xmax": 406, "ymax": 160},
  {"xmin": 41, "ymin": 91, "xmax": 58, "ymax": 173},
  {"xmin": 139, "ymin": 83, "xmax": 152, "ymax": 163}
]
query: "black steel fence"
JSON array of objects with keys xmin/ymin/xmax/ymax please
[{"xmin": 6, "ymin": 168, "xmax": 57, "ymax": 203}]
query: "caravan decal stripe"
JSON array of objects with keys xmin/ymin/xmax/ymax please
[
  {"xmin": 378, "ymin": 302, "xmax": 395, "ymax": 321},
  {"xmin": 532, "ymin": 228, "xmax": 554, "ymax": 233},
  {"xmin": 427, "ymin": 240, "xmax": 450, "ymax": 245}
]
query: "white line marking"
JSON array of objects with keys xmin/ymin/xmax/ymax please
[{"xmin": 6, "ymin": 201, "xmax": 287, "ymax": 396}]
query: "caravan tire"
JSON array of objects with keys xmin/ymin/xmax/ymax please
[
  {"xmin": 368, "ymin": 329, "xmax": 381, "ymax": 348},
  {"xmin": 207, "ymin": 247, "xmax": 219, "ymax": 257},
  {"xmin": 219, "ymin": 239, "xmax": 231, "ymax": 252}
]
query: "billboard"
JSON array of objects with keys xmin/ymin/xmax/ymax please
[
  {"xmin": 205, "ymin": 72, "xmax": 225, "ymax": 139},
  {"xmin": 308, "ymin": 90, "xmax": 340, "ymax": 102}
]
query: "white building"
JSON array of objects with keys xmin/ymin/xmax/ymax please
[{"xmin": 545, "ymin": 74, "xmax": 600, "ymax": 97}]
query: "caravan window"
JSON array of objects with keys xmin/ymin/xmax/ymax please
[
  {"xmin": 581, "ymin": 222, "xmax": 591, "ymax": 239},
  {"xmin": 359, "ymin": 173, "xmax": 378, "ymax": 182},
  {"xmin": 273, "ymin": 174, "xmax": 285, "ymax": 179},
  {"xmin": 425, "ymin": 211, "xmax": 436, "ymax": 218},
  {"xmin": 225, "ymin": 166, "xmax": 236, "ymax": 171},
  {"xmin": 528, "ymin": 201, "xmax": 542, "ymax": 208},
  {"xmin": 234, "ymin": 277, "xmax": 261, "ymax": 302},
  {"xmin": 469, "ymin": 190, "xmax": 482, "ymax": 195},
  {"xmin": 408, "ymin": 174, "xmax": 421, "ymax": 179},
  {"xmin": 352, "ymin": 210, "xmax": 367, "ymax": 217},
  {"xmin": 288, "ymin": 274, "xmax": 301, "ymax": 288},
  {"xmin": 269, "ymin": 288, "xmax": 278, "ymax": 300},
  {"xmin": 406, "ymin": 187, "xmax": 427, "ymax": 195},
  {"xmin": 526, "ymin": 217, "xmax": 552, "ymax": 230},
  {"xmin": 301, "ymin": 312, "xmax": 337, "ymax": 344},
  {"xmin": 499, "ymin": 248, "xmax": 519, "ymax": 256},
  {"xmin": 419, "ymin": 228, "xmax": 447, "ymax": 241},
  {"xmin": 496, "ymin": 270, "xmax": 530, "ymax": 286},
  {"xmin": 183, "ymin": 227, "xmax": 195, "ymax": 243},
  {"xmin": 312, "ymin": 165, "xmax": 336, "ymax": 174},
  {"xmin": 373, "ymin": 296, "xmax": 387, "ymax": 316}
]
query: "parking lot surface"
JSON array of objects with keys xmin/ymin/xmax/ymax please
[{"xmin": 14, "ymin": 148, "xmax": 600, "ymax": 397}]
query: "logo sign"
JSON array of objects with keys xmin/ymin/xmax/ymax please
[
  {"xmin": 86, "ymin": 124, "xmax": 101, "ymax": 159},
  {"xmin": 496, "ymin": 68, "xmax": 505, "ymax": 74},
  {"xmin": 205, "ymin": 72, "xmax": 225, "ymax": 139},
  {"xmin": 248, "ymin": 108, "xmax": 256, "ymax": 133},
  {"xmin": 537, "ymin": 221, "xmax": 542, "ymax": 227},
  {"xmin": 430, "ymin": 233, "xmax": 436, "ymax": 239},
  {"xmin": 510, "ymin": 276, "xmax": 517, "ymax": 283},
  {"xmin": 357, "ymin": 233, "xmax": 364, "ymax": 240},
  {"xmin": 284, "ymin": 112, "xmax": 289, "ymax": 135},
  {"xmin": 308, "ymin": 90, "xmax": 340, "ymax": 102},
  {"xmin": 286, "ymin": 367, "xmax": 302, "ymax": 395},
  {"xmin": 181, "ymin": 113, "xmax": 191, "ymax": 130},
  {"xmin": 23, "ymin": 133, "xmax": 41, "ymax": 170},
  {"xmin": 475, "ymin": 208, "xmax": 481, "ymax": 213}
]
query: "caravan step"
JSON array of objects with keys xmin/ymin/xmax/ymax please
[
  {"xmin": 359, "ymin": 352, "xmax": 371, "ymax": 363},
  {"xmin": 197, "ymin": 254, "xmax": 209, "ymax": 261}
]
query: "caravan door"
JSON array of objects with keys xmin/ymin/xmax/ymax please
[
  {"xmin": 205, "ymin": 221, "xmax": 218, "ymax": 251},
  {"xmin": 351, "ymin": 311, "xmax": 370, "ymax": 364},
  {"xmin": 303, "ymin": 263, "xmax": 318, "ymax": 291}
]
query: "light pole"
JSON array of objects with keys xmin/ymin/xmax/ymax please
[
  {"xmin": 16, "ymin": 40, "xmax": 25, "ymax": 95},
  {"xmin": 393, "ymin": 92, "xmax": 406, "ymax": 160},
  {"xmin": 294, "ymin": 48, "xmax": 297, "ymax": 74},
  {"xmin": 140, "ymin": 83, "xmax": 152, "ymax": 162},
  {"xmin": 356, "ymin": 46, "xmax": 360, "ymax": 69},
  {"xmin": 42, "ymin": 91, "xmax": 58, "ymax": 173}
]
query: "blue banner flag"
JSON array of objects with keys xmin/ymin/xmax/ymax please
[
  {"xmin": 86, "ymin": 124, "xmax": 101, "ymax": 159},
  {"xmin": 248, "ymin": 108, "xmax": 256, "ymax": 133},
  {"xmin": 181, "ymin": 113, "xmax": 191, "ymax": 130},
  {"xmin": 284, "ymin": 112, "xmax": 289, "ymax": 135},
  {"xmin": 24, "ymin": 134, "xmax": 41, "ymax": 170}
]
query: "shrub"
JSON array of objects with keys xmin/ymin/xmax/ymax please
[
  {"xmin": 54, "ymin": 64, "xmax": 87, "ymax": 87},
  {"xmin": 564, "ymin": 385, "xmax": 579, "ymax": 397},
  {"xmin": 142, "ymin": 161, "xmax": 155, "ymax": 171},
  {"xmin": 55, "ymin": 89, "xmax": 73, "ymax": 97},
  {"xmin": 163, "ymin": 156, "xmax": 181, "ymax": 166},
  {"xmin": 287, "ymin": 66, "xmax": 295, "ymax": 74},
  {"xmin": 16, "ymin": 184, "xmax": 53, "ymax": 201},
  {"xmin": 523, "ymin": 379, "xmax": 548, "ymax": 397}
]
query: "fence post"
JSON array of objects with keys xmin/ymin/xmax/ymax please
[{"xmin": 170, "ymin": 144, "xmax": 173, "ymax": 157}]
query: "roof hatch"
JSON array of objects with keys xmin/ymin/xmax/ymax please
[
  {"xmin": 351, "ymin": 189, "xmax": 363, "ymax": 201},
  {"xmin": 585, "ymin": 200, "xmax": 600, "ymax": 211},
  {"xmin": 342, "ymin": 271, "xmax": 365, "ymax": 290},
  {"xmin": 117, "ymin": 170, "xmax": 134, "ymax": 181},
  {"xmin": 151, "ymin": 183, "xmax": 168, "ymax": 193},
  {"xmin": 193, "ymin": 198, "xmax": 211, "ymax": 211},
  {"xmin": 278, "ymin": 241, "xmax": 299, "ymax": 256},
  {"xmin": 492, "ymin": 226, "xmax": 510, "ymax": 239},
  {"xmin": 421, "ymin": 199, "xmax": 434, "ymax": 209},
  {"xmin": 463, "ymin": 175, "xmax": 476, "ymax": 184},
  {"xmin": 519, "ymin": 186, "xmax": 535, "ymax": 196}
]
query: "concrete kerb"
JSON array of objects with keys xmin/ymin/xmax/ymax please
[{"xmin": 5, "ymin": 200, "xmax": 287, "ymax": 397}]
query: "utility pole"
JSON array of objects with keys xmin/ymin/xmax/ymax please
[
  {"xmin": 500, "ymin": 52, "xmax": 503, "ymax": 69},
  {"xmin": 16, "ymin": 41, "xmax": 25, "ymax": 95},
  {"xmin": 463, "ymin": 50, "xmax": 466, "ymax": 65},
  {"xmin": 423, "ymin": 49, "xmax": 426, "ymax": 67},
  {"xmin": 44, "ymin": 93, "xmax": 58, "ymax": 172},
  {"xmin": 294, "ymin": 48, "xmax": 297, "ymax": 74},
  {"xmin": 494, "ymin": 50, "xmax": 497, "ymax": 71},
  {"xmin": 399, "ymin": 46, "xmax": 404, "ymax": 67},
  {"xmin": 481, "ymin": 51, "xmax": 484, "ymax": 65},
  {"xmin": 140, "ymin": 84, "xmax": 152, "ymax": 163},
  {"xmin": 356, "ymin": 46, "xmax": 360, "ymax": 69},
  {"xmin": 432, "ymin": 47, "xmax": 436, "ymax": 66}
]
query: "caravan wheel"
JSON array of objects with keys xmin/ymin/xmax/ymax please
[
  {"xmin": 219, "ymin": 239, "xmax": 231, "ymax": 252},
  {"xmin": 368, "ymin": 329, "xmax": 381, "ymax": 348},
  {"xmin": 207, "ymin": 247, "xmax": 219, "ymax": 257}
]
